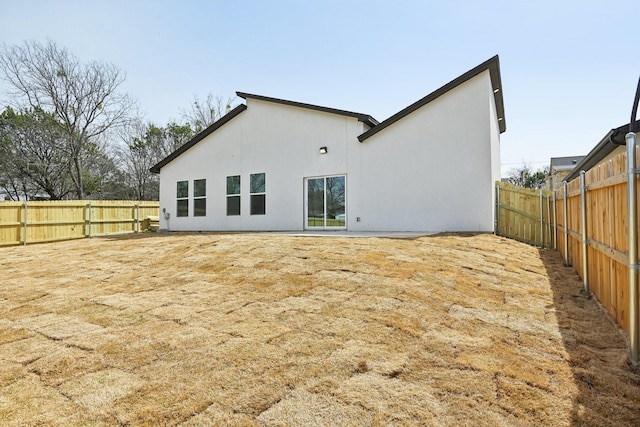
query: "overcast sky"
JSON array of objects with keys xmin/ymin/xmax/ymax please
[{"xmin": 1, "ymin": 0, "xmax": 638, "ymax": 176}]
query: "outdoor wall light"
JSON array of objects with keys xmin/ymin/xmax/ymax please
[{"xmin": 319, "ymin": 146, "xmax": 328, "ymax": 154}]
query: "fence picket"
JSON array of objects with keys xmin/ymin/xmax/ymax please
[
  {"xmin": 0, "ymin": 200, "xmax": 159, "ymax": 246},
  {"xmin": 495, "ymin": 182, "xmax": 554, "ymax": 248},
  {"xmin": 496, "ymin": 147, "xmax": 635, "ymax": 338}
]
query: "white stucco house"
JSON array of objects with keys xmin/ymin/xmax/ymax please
[{"xmin": 150, "ymin": 55, "xmax": 506, "ymax": 232}]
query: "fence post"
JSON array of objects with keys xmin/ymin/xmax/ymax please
[
  {"xmin": 22, "ymin": 200, "xmax": 28, "ymax": 246},
  {"xmin": 626, "ymin": 131, "xmax": 638, "ymax": 364},
  {"xmin": 552, "ymin": 191, "xmax": 557, "ymax": 250},
  {"xmin": 495, "ymin": 184, "xmax": 501, "ymax": 236},
  {"xmin": 580, "ymin": 171, "xmax": 589, "ymax": 293},
  {"xmin": 539, "ymin": 189, "xmax": 544, "ymax": 248},
  {"xmin": 86, "ymin": 202, "xmax": 92, "ymax": 238},
  {"xmin": 546, "ymin": 194, "xmax": 552, "ymax": 248},
  {"xmin": 563, "ymin": 181, "xmax": 570, "ymax": 266},
  {"xmin": 135, "ymin": 203, "xmax": 140, "ymax": 233}
]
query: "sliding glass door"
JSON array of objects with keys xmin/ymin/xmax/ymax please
[{"xmin": 305, "ymin": 175, "xmax": 346, "ymax": 229}]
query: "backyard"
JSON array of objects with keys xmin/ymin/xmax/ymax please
[{"xmin": 0, "ymin": 232, "xmax": 639, "ymax": 426}]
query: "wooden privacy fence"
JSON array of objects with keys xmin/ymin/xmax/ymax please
[
  {"xmin": 556, "ymin": 151, "xmax": 632, "ymax": 334},
  {"xmin": 497, "ymin": 148, "xmax": 637, "ymax": 337},
  {"xmin": 495, "ymin": 182, "xmax": 556, "ymax": 249},
  {"xmin": 0, "ymin": 200, "xmax": 159, "ymax": 246}
]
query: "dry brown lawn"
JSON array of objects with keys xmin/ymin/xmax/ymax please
[{"xmin": 0, "ymin": 232, "xmax": 639, "ymax": 426}]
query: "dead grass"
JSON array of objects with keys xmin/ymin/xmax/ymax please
[{"xmin": 0, "ymin": 232, "xmax": 639, "ymax": 426}]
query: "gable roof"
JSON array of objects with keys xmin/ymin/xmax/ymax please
[
  {"xmin": 149, "ymin": 104, "xmax": 247, "ymax": 174},
  {"xmin": 358, "ymin": 55, "xmax": 506, "ymax": 142},
  {"xmin": 150, "ymin": 57, "xmax": 505, "ymax": 174},
  {"xmin": 564, "ymin": 120, "xmax": 640, "ymax": 182},
  {"xmin": 236, "ymin": 91, "xmax": 379, "ymax": 128}
]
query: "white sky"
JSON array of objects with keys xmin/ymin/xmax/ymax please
[{"xmin": 1, "ymin": 0, "xmax": 639, "ymax": 176}]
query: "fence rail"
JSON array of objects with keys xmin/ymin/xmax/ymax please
[
  {"xmin": 496, "ymin": 148, "xmax": 637, "ymax": 338},
  {"xmin": 495, "ymin": 182, "xmax": 555, "ymax": 249},
  {"xmin": 0, "ymin": 200, "xmax": 159, "ymax": 246},
  {"xmin": 556, "ymin": 150, "xmax": 631, "ymax": 333}
]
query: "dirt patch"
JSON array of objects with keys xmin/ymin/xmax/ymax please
[{"xmin": 0, "ymin": 232, "xmax": 638, "ymax": 426}]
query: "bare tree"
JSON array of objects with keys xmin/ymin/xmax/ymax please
[
  {"xmin": 116, "ymin": 120, "xmax": 194, "ymax": 200},
  {"xmin": 506, "ymin": 163, "xmax": 549, "ymax": 189},
  {"xmin": 154, "ymin": 122, "xmax": 194, "ymax": 159},
  {"xmin": 116, "ymin": 120, "xmax": 160, "ymax": 200},
  {"xmin": 181, "ymin": 93, "xmax": 236, "ymax": 133},
  {"xmin": 0, "ymin": 40, "xmax": 135, "ymax": 198},
  {"xmin": 81, "ymin": 140, "xmax": 132, "ymax": 200}
]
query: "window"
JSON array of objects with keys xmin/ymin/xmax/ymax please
[
  {"xmin": 226, "ymin": 175, "xmax": 240, "ymax": 215},
  {"xmin": 194, "ymin": 179, "xmax": 206, "ymax": 217},
  {"xmin": 250, "ymin": 173, "xmax": 266, "ymax": 215},
  {"xmin": 176, "ymin": 180, "xmax": 188, "ymax": 217}
]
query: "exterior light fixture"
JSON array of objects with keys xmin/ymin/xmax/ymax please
[
  {"xmin": 494, "ymin": 88, "xmax": 500, "ymax": 93},
  {"xmin": 319, "ymin": 146, "xmax": 328, "ymax": 154}
]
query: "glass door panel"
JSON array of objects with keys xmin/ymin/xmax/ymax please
[
  {"xmin": 326, "ymin": 176, "xmax": 345, "ymax": 227},
  {"xmin": 307, "ymin": 178, "xmax": 325, "ymax": 227}
]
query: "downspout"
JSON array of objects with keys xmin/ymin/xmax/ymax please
[{"xmin": 627, "ymin": 75, "xmax": 640, "ymax": 365}]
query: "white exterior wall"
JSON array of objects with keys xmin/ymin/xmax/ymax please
[
  {"xmin": 348, "ymin": 71, "xmax": 498, "ymax": 232},
  {"xmin": 489, "ymin": 82, "xmax": 502, "ymax": 228},
  {"xmin": 158, "ymin": 70, "xmax": 501, "ymax": 232},
  {"xmin": 158, "ymin": 99, "xmax": 365, "ymax": 231}
]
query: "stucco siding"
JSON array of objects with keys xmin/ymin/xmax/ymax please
[
  {"xmin": 156, "ymin": 63, "xmax": 503, "ymax": 233},
  {"xmin": 158, "ymin": 99, "xmax": 363, "ymax": 231},
  {"xmin": 350, "ymin": 71, "xmax": 496, "ymax": 232},
  {"xmin": 489, "ymin": 82, "xmax": 502, "ymax": 228}
]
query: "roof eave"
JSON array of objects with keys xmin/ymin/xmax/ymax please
[
  {"xmin": 149, "ymin": 104, "xmax": 247, "ymax": 174},
  {"xmin": 357, "ymin": 55, "xmax": 506, "ymax": 142},
  {"xmin": 564, "ymin": 120, "xmax": 640, "ymax": 182}
]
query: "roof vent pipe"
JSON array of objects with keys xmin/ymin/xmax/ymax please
[{"xmin": 627, "ymin": 74, "xmax": 640, "ymax": 365}]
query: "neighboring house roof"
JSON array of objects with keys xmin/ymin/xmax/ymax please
[
  {"xmin": 358, "ymin": 55, "xmax": 506, "ymax": 142},
  {"xmin": 149, "ymin": 104, "xmax": 247, "ymax": 174},
  {"xmin": 550, "ymin": 156, "xmax": 585, "ymax": 172},
  {"xmin": 236, "ymin": 92, "xmax": 379, "ymax": 128},
  {"xmin": 564, "ymin": 120, "xmax": 640, "ymax": 182}
]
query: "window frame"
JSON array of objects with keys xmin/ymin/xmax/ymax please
[
  {"xmin": 176, "ymin": 180, "xmax": 189, "ymax": 217},
  {"xmin": 250, "ymin": 172, "xmax": 266, "ymax": 215},
  {"xmin": 193, "ymin": 178, "xmax": 206, "ymax": 217},
  {"xmin": 226, "ymin": 175, "xmax": 241, "ymax": 216}
]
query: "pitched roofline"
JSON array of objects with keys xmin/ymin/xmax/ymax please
[
  {"xmin": 357, "ymin": 55, "xmax": 506, "ymax": 142},
  {"xmin": 149, "ymin": 104, "xmax": 247, "ymax": 174},
  {"xmin": 549, "ymin": 156, "xmax": 585, "ymax": 172},
  {"xmin": 236, "ymin": 91, "xmax": 379, "ymax": 128},
  {"xmin": 564, "ymin": 120, "xmax": 640, "ymax": 182},
  {"xmin": 550, "ymin": 155, "xmax": 585, "ymax": 162}
]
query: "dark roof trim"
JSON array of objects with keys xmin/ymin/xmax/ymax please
[
  {"xmin": 564, "ymin": 120, "xmax": 640, "ymax": 182},
  {"xmin": 149, "ymin": 104, "xmax": 247, "ymax": 174},
  {"xmin": 358, "ymin": 55, "xmax": 506, "ymax": 142},
  {"xmin": 236, "ymin": 91, "xmax": 379, "ymax": 128}
]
